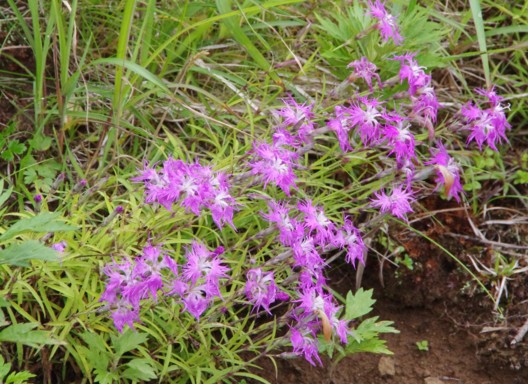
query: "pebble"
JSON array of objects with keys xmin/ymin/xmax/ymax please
[
  {"xmin": 424, "ymin": 377, "xmax": 443, "ymax": 384},
  {"xmin": 378, "ymin": 356, "xmax": 396, "ymax": 377}
]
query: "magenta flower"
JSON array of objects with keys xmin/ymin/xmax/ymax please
[
  {"xmin": 392, "ymin": 53, "xmax": 430, "ymax": 95},
  {"xmin": 382, "ymin": 113, "xmax": 416, "ymax": 165},
  {"xmin": 51, "ymin": 241, "xmax": 67, "ymax": 253},
  {"xmin": 297, "ymin": 200, "xmax": 336, "ymax": 246},
  {"xmin": 334, "ymin": 217, "xmax": 366, "ymax": 266},
  {"xmin": 276, "ymin": 97, "xmax": 315, "ymax": 142},
  {"xmin": 412, "ymin": 84, "xmax": 440, "ymax": 123},
  {"xmin": 111, "ymin": 304, "xmax": 140, "ymax": 333},
  {"xmin": 249, "ymin": 141, "xmax": 298, "ymax": 195},
  {"xmin": 245, "ymin": 268, "xmax": 282, "ymax": 314},
  {"xmin": 182, "ymin": 241, "xmax": 229, "ymax": 288},
  {"xmin": 349, "ymin": 97, "xmax": 383, "ymax": 147},
  {"xmin": 133, "ymin": 159, "xmax": 237, "ymax": 230},
  {"xmin": 292, "ymin": 237, "xmax": 326, "ymax": 276},
  {"xmin": 262, "ymin": 200, "xmax": 303, "ymax": 246},
  {"xmin": 462, "ymin": 86, "xmax": 510, "ymax": 151},
  {"xmin": 426, "ymin": 143, "xmax": 463, "ymax": 202},
  {"xmin": 367, "ymin": 0, "xmax": 403, "ymax": 45},
  {"xmin": 371, "ymin": 184, "xmax": 415, "ymax": 220},
  {"xmin": 347, "ymin": 57, "xmax": 382, "ymax": 91},
  {"xmin": 327, "ymin": 106, "xmax": 353, "ymax": 152},
  {"xmin": 290, "ymin": 327, "xmax": 322, "ymax": 366}
]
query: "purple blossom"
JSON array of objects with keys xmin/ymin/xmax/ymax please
[
  {"xmin": 182, "ymin": 241, "xmax": 229, "ymax": 288},
  {"xmin": 181, "ymin": 284, "xmax": 211, "ymax": 319},
  {"xmin": 371, "ymin": 184, "xmax": 415, "ymax": 220},
  {"xmin": 426, "ymin": 143, "xmax": 463, "ymax": 202},
  {"xmin": 297, "ymin": 200, "xmax": 336, "ymax": 246},
  {"xmin": 367, "ymin": 0, "xmax": 403, "ymax": 45},
  {"xmin": 347, "ymin": 57, "xmax": 382, "ymax": 91},
  {"xmin": 462, "ymin": 86, "xmax": 510, "ymax": 151},
  {"xmin": 334, "ymin": 217, "xmax": 366, "ymax": 266},
  {"xmin": 349, "ymin": 97, "xmax": 383, "ymax": 147},
  {"xmin": 111, "ymin": 304, "xmax": 140, "ymax": 333},
  {"xmin": 262, "ymin": 200, "xmax": 303, "ymax": 246},
  {"xmin": 327, "ymin": 106, "xmax": 353, "ymax": 152},
  {"xmin": 249, "ymin": 141, "xmax": 298, "ymax": 195},
  {"xmin": 290, "ymin": 327, "xmax": 322, "ymax": 366},
  {"xmin": 245, "ymin": 268, "xmax": 282, "ymax": 314},
  {"xmin": 51, "ymin": 241, "xmax": 67, "ymax": 253},
  {"xmin": 382, "ymin": 113, "xmax": 416, "ymax": 165},
  {"xmin": 392, "ymin": 53, "xmax": 430, "ymax": 95},
  {"xmin": 412, "ymin": 85, "xmax": 440, "ymax": 123},
  {"xmin": 133, "ymin": 159, "xmax": 237, "ymax": 230},
  {"xmin": 292, "ymin": 236, "xmax": 326, "ymax": 276},
  {"xmin": 276, "ymin": 97, "xmax": 315, "ymax": 141}
]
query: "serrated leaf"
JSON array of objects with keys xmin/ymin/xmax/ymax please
[
  {"xmin": 94, "ymin": 368, "xmax": 119, "ymax": 384},
  {"xmin": 0, "ymin": 323, "xmax": 64, "ymax": 347},
  {"xmin": 79, "ymin": 331, "xmax": 111, "ymax": 371},
  {"xmin": 6, "ymin": 370, "xmax": 36, "ymax": 384},
  {"xmin": 0, "ymin": 240, "xmax": 60, "ymax": 267},
  {"xmin": 112, "ymin": 330, "xmax": 149, "ymax": 358},
  {"xmin": 0, "ymin": 212, "xmax": 77, "ymax": 242},
  {"xmin": 29, "ymin": 135, "xmax": 52, "ymax": 151},
  {"xmin": 345, "ymin": 288, "xmax": 376, "ymax": 320},
  {"xmin": 8, "ymin": 140, "xmax": 26, "ymax": 155},
  {"xmin": 121, "ymin": 359, "xmax": 157, "ymax": 381}
]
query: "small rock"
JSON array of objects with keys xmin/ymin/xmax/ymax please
[
  {"xmin": 378, "ymin": 356, "xmax": 396, "ymax": 377},
  {"xmin": 424, "ymin": 377, "xmax": 443, "ymax": 384}
]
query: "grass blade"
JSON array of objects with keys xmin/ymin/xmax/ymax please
[{"xmin": 469, "ymin": 0, "xmax": 490, "ymax": 88}]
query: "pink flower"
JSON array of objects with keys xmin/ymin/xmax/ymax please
[
  {"xmin": 347, "ymin": 57, "xmax": 382, "ymax": 91},
  {"xmin": 426, "ymin": 143, "xmax": 463, "ymax": 202},
  {"xmin": 392, "ymin": 53, "xmax": 431, "ymax": 94},
  {"xmin": 371, "ymin": 184, "xmax": 415, "ymax": 220},
  {"xmin": 245, "ymin": 268, "xmax": 283, "ymax": 314},
  {"xmin": 297, "ymin": 200, "xmax": 336, "ymax": 246},
  {"xmin": 334, "ymin": 217, "xmax": 366, "ymax": 266},
  {"xmin": 249, "ymin": 141, "xmax": 298, "ymax": 195},
  {"xmin": 327, "ymin": 106, "xmax": 353, "ymax": 152},
  {"xmin": 462, "ymin": 86, "xmax": 510, "ymax": 151},
  {"xmin": 262, "ymin": 200, "xmax": 303, "ymax": 246},
  {"xmin": 276, "ymin": 97, "xmax": 315, "ymax": 142},
  {"xmin": 367, "ymin": 0, "xmax": 403, "ymax": 45},
  {"xmin": 382, "ymin": 113, "xmax": 415, "ymax": 165},
  {"xmin": 349, "ymin": 97, "xmax": 383, "ymax": 147}
]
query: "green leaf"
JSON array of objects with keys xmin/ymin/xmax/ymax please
[
  {"xmin": 469, "ymin": 0, "xmax": 490, "ymax": 88},
  {"xmin": 0, "ymin": 186, "xmax": 13, "ymax": 209},
  {"xmin": 121, "ymin": 359, "xmax": 157, "ymax": 381},
  {"xmin": 8, "ymin": 141, "xmax": 26, "ymax": 155},
  {"xmin": 0, "ymin": 323, "xmax": 64, "ymax": 347},
  {"xmin": 6, "ymin": 370, "xmax": 36, "ymax": 384},
  {"xmin": 112, "ymin": 329, "xmax": 149, "ymax": 358},
  {"xmin": 29, "ymin": 134, "xmax": 52, "ymax": 151},
  {"xmin": 0, "ymin": 212, "xmax": 77, "ymax": 242},
  {"xmin": 79, "ymin": 332, "xmax": 111, "ymax": 372},
  {"xmin": 345, "ymin": 288, "xmax": 376, "ymax": 320},
  {"xmin": 0, "ymin": 240, "xmax": 60, "ymax": 267}
]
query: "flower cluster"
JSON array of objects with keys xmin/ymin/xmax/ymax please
[
  {"xmin": 367, "ymin": 0, "xmax": 403, "ymax": 45},
  {"xmin": 461, "ymin": 86, "xmax": 510, "ymax": 151},
  {"xmin": 133, "ymin": 159, "xmax": 236, "ymax": 230},
  {"xmin": 261, "ymin": 199, "xmax": 366, "ymax": 364},
  {"xmin": 100, "ymin": 242, "xmax": 229, "ymax": 331},
  {"xmin": 392, "ymin": 52, "xmax": 440, "ymax": 125},
  {"xmin": 248, "ymin": 97, "xmax": 316, "ymax": 195}
]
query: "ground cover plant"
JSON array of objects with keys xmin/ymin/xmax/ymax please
[{"xmin": 0, "ymin": 0, "xmax": 527, "ymax": 383}]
